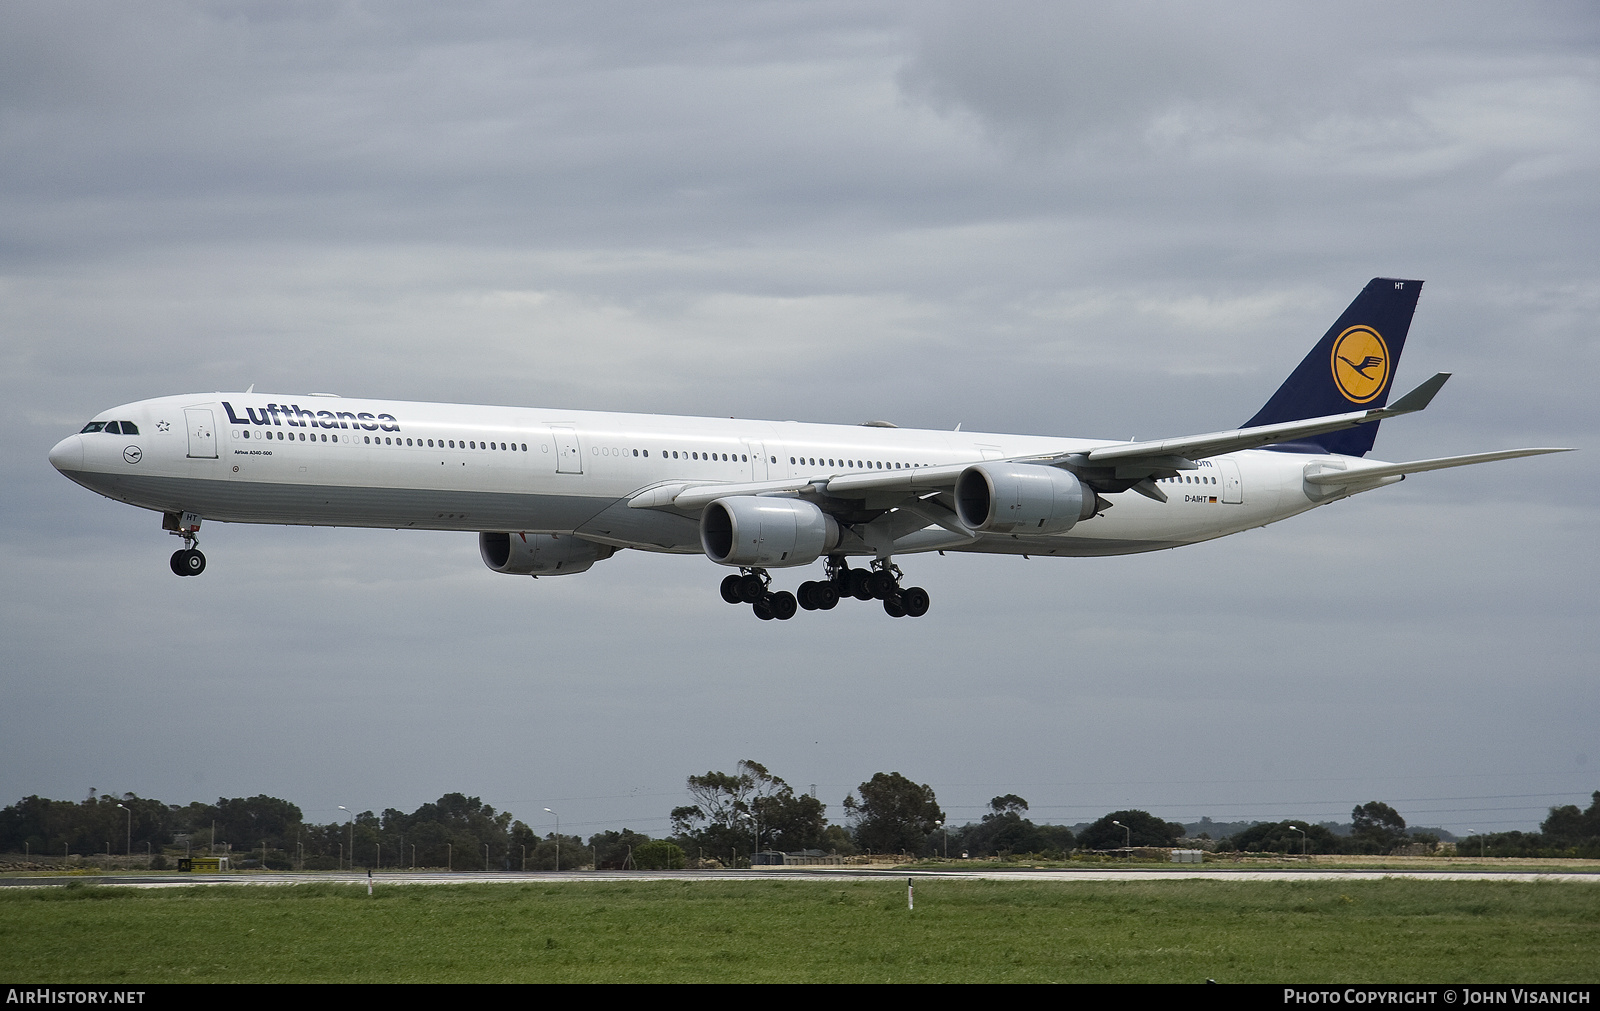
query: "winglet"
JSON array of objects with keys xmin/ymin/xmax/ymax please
[{"xmin": 1383, "ymin": 372, "xmax": 1450, "ymax": 416}]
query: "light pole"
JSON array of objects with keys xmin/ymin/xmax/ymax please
[
  {"xmin": 338, "ymin": 806, "xmax": 354, "ymax": 871},
  {"xmin": 1112, "ymin": 820, "xmax": 1131, "ymax": 852},
  {"xmin": 936, "ymin": 820, "xmax": 947, "ymax": 859},
  {"xmin": 116, "ymin": 804, "xmax": 131, "ymax": 866},
  {"xmin": 545, "ymin": 809, "xmax": 560, "ymax": 871},
  {"xmin": 1288, "ymin": 824, "xmax": 1307, "ymax": 856}
]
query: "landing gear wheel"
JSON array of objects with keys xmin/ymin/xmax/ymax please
[
  {"xmin": 769, "ymin": 591, "xmax": 797, "ymax": 620},
  {"xmin": 867, "ymin": 570, "xmax": 896, "ymax": 600},
  {"xmin": 797, "ymin": 581, "xmax": 818, "ymax": 610},
  {"xmin": 170, "ymin": 550, "xmax": 188, "ymax": 576},
  {"xmin": 847, "ymin": 569, "xmax": 874, "ymax": 601},
  {"xmin": 883, "ymin": 593, "xmax": 907, "ymax": 618},
  {"xmin": 739, "ymin": 574, "xmax": 767, "ymax": 604},
  {"xmin": 171, "ymin": 549, "xmax": 205, "ymax": 576},
  {"xmin": 720, "ymin": 574, "xmax": 745, "ymax": 604},
  {"xmin": 752, "ymin": 595, "xmax": 776, "ymax": 620},
  {"xmin": 814, "ymin": 582, "xmax": 840, "ymax": 610},
  {"xmin": 900, "ymin": 586, "xmax": 930, "ymax": 617}
]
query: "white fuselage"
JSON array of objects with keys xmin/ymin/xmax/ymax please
[{"xmin": 49, "ymin": 392, "xmax": 1378, "ymax": 561}]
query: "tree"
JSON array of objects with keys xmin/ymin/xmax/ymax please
[
  {"xmin": 1350, "ymin": 801, "xmax": 1408, "ymax": 853},
  {"xmin": 633, "ymin": 840, "xmax": 686, "ymax": 870},
  {"xmin": 989, "ymin": 795, "xmax": 1029, "ymax": 817},
  {"xmin": 1077, "ymin": 810, "xmax": 1184, "ymax": 849},
  {"xmin": 588, "ymin": 828, "xmax": 654, "ymax": 869},
  {"xmin": 1541, "ymin": 791, "xmax": 1600, "ymax": 848},
  {"xmin": 1218, "ymin": 820, "xmax": 1339, "ymax": 855},
  {"xmin": 947, "ymin": 795, "xmax": 1074, "ymax": 858},
  {"xmin": 844, "ymin": 772, "xmax": 943, "ymax": 855},
  {"xmin": 671, "ymin": 760, "xmax": 824, "ymax": 863}
]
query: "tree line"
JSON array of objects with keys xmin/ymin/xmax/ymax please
[{"xmin": 5, "ymin": 778, "xmax": 1595, "ymax": 869}]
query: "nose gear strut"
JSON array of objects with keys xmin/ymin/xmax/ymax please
[{"xmin": 165, "ymin": 511, "xmax": 206, "ymax": 576}]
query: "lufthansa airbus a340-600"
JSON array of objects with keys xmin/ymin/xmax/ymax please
[{"xmin": 49, "ymin": 278, "xmax": 1568, "ymax": 620}]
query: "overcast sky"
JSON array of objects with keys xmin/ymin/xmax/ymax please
[{"xmin": 2, "ymin": 2, "xmax": 1595, "ymax": 842}]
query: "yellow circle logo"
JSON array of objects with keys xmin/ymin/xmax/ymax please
[{"xmin": 1330, "ymin": 326, "xmax": 1390, "ymax": 403}]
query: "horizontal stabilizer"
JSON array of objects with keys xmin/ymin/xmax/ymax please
[{"xmin": 1303, "ymin": 447, "xmax": 1573, "ymax": 485}]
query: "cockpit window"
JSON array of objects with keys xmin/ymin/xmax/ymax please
[
  {"xmin": 80, "ymin": 422, "xmax": 107, "ymax": 433},
  {"xmin": 120, "ymin": 421, "xmax": 138, "ymax": 435},
  {"xmin": 104, "ymin": 421, "xmax": 123, "ymax": 434}
]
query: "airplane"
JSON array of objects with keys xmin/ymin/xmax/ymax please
[{"xmin": 48, "ymin": 278, "xmax": 1569, "ymax": 620}]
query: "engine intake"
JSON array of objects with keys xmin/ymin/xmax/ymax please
[
  {"xmin": 955, "ymin": 463, "xmax": 1094, "ymax": 534},
  {"xmin": 700, "ymin": 496, "xmax": 840, "ymax": 567},
  {"xmin": 479, "ymin": 532, "xmax": 615, "ymax": 576}
]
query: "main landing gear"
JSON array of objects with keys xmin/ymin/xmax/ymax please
[
  {"xmin": 719, "ymin": 569, "xmax": 797, "ymax": 621},
  {"xmin": 165, "ymin": 510, "xmax": 206, "ymax": 577},
  {"xmin": 719, "ymin": 557, "xmax": 930, "ymax": 620}
]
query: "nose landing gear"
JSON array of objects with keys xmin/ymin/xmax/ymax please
[{"xmin": 164, "ymin": 511, "xmax": 206, "ymax": 576}]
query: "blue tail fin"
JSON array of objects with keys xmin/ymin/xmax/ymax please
[{"xmin": 1244, "ymin": 277, "xmax": 1423, "ymax": 457}]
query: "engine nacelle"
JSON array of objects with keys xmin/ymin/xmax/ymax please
[
  {"xmin": 954, "ymin": 463, "xmax": 1094, "ymax": 534},
  {"xmin": 700, "ymin": 496, "xmax": 840, "ymax": 568},
  {"xmin": 479, "ymin": 531, "xmax": 615, "ymax": 576}
]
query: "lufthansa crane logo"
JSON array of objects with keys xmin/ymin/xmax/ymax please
[
  {"xmin": 123, "ymin": 446, "xmax": 142, "ymax": 464},
  {"xmin": 1330, "ymin": 325, "xmax": 1390, "ymax": 403}
]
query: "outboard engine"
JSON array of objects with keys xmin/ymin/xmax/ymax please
[
  {"xmin": 700, "ymin": 497, "xmax": 840, "ymax": 567},
  {"xmin": 954, "ymin": 463, "xmax": 1095, "ymax": 534},
  {"xmin": 479, "ymin": 532, "xmax": 615, "ymax": 576}
]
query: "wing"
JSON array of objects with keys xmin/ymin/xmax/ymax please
[
  {"xmin": 628, "ymin": 372, "xmax": 1560, "ymax": 525},
  {"xmin": 1302, "ymin": 448, "xmax": 1573, "ymax": 486}
]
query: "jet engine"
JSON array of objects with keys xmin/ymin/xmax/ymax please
[
  {"xmin": 954, "ymin": 463, "xmax": 1095, "ymax": 534},
  {"xmin": 700, "ymin": 496, "xmax": 840, "ymax": 567},
  {"xmin": 479, "ymin": 531, "xmax": 615, "ymax": 576}
]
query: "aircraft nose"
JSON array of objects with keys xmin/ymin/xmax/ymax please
[{"xmin": 49, "ymin": 434, "xmax": 83, "ymax": 473}]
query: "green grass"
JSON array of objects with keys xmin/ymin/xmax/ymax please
[{"xmin": 1, "ymin": 878, "xmax": 1596, "ymax": 983}]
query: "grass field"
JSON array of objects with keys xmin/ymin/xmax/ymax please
[{"xmin": 1, "ymin": 878, "xmax": 1596, "ymax": 983}]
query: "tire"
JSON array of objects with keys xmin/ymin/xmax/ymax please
[
  {"xmin": 900, "ymin": 586, "xmax": 930, "ymax": 617},
  {"xmin": 739, "ymin": 574, "xmax": 766, "ymax": 603},
  {"xmin": 186, "ymin": 550, "xmax": 206, "ymax": 576},
  {"xmin": 721, "ymin": 574, "xmax": 745, "ymax": 604},
  {"xmin": 770, "ymin": 591, "xmax": 797, "ymax": 620},
  {"xmin": 882, "ymin": 593, "xmax": 906, "ymax": 618},
  {"xmin": 867, "ymin": 571, "xmax": 895, "ymax": 600},
  {"xmin": 752, "ymin": 596, "xmax": 775, "ymax": 620},
  {"xmin": 815, "ymin": 582, "xmax": 840, "ymax": 610},
  {"xmin": 170, "ymin": 551, "xmax": 189, "ymax": 577},
  {"xmin": 848, "ymin": 569, "xmax": 874, "ymax": 600},
  {"xmin": 797, "ymin": 581, "xmax": 818, "ymax": 610}
]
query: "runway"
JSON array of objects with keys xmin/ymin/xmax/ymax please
[{"xmin": 5, "ymin": 867, "xmax": 1597, "ymax": 888}]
